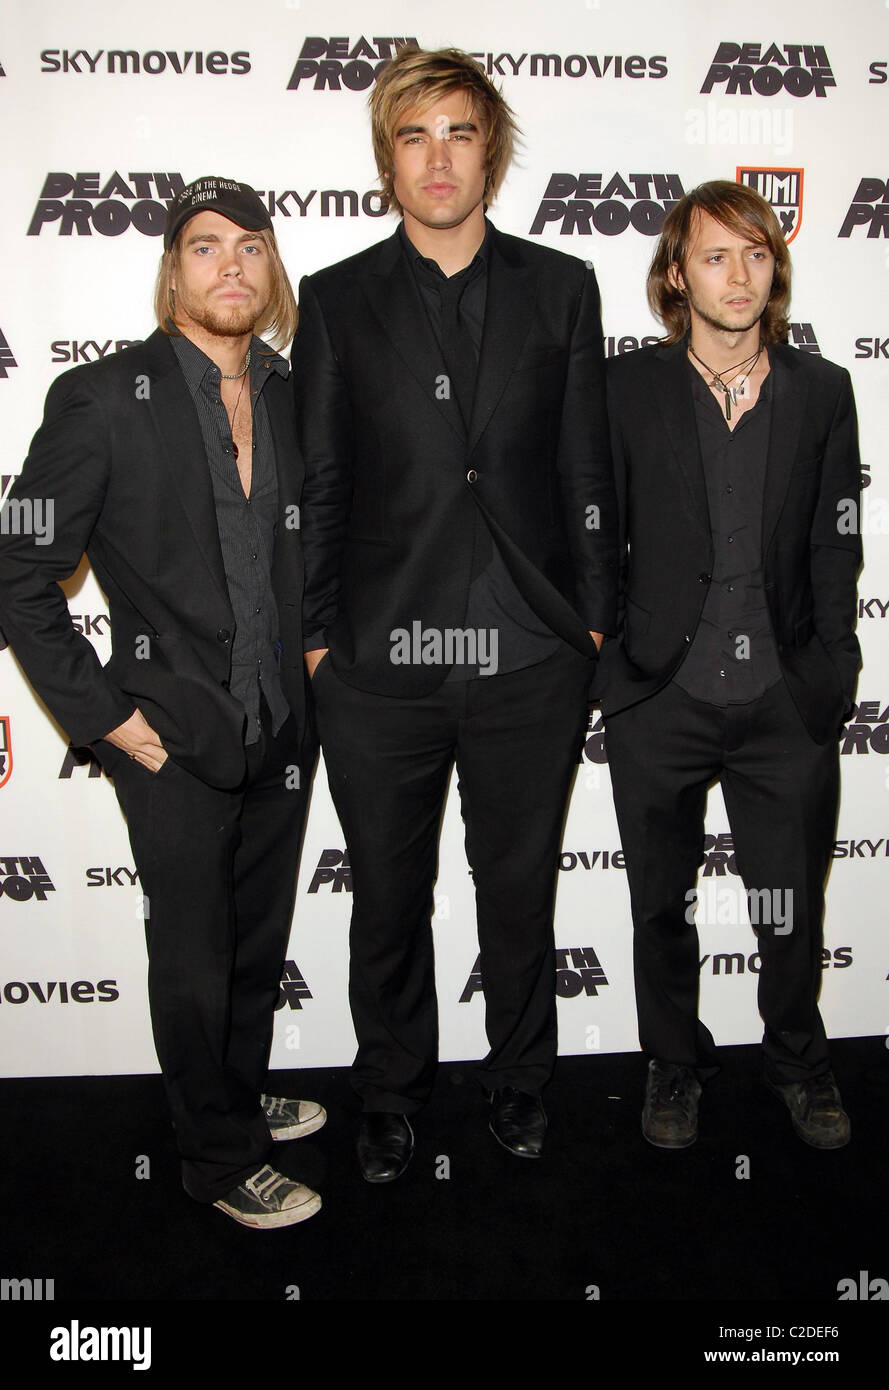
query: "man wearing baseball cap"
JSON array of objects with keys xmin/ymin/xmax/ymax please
[{"xmin": 0, "ymin": 177, "xmax": 323, "ymax": 1228}]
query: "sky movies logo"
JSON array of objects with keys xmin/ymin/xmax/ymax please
[
  {"xmin": 737, "ymin": 166, "xmax": 803, "ymax": 241},
  {"xmin": 28, "ymin": 172, "xmax": 185, "ymax": 237},
  {"xmin": 700, "ymin": 43, "xmax": 835, "ymax": 98},
  {"xmin": 41, "ymin": 48, "xmax": 250, "ymax": 76},
  {"xmin": 530, "ymin": 172, "xmax": 684, "ymax": 237}
]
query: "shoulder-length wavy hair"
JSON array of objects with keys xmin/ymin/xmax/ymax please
[
  {"xmin": 647, "ymin": 180, "xmax": 791, "ymax": 344},
  {"xmin": 154, "ymin": 227, "xmax": 298, "ymax": 350},
  {"xmin": 370, "ymin": 46, "xmax": 520, "ymax": 214}
]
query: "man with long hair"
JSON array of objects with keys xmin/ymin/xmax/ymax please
[
  {"xmin": 294, "ymin": 48, "xmax": 616, "ymax": 1178},
  {"xmin": 598, "ymin": 180, "xmax": 861, "ymax": 1149},
  {"xmin": 0, "ymin": 177, "xmax": 324, "ymax": 1226}
]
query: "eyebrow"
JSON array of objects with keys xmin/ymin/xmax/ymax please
[
  {"xmin": 184, "ymin": 230, "xmax": 262, "ymax": 246},
  {"xmin": 698, "ymin": 241, "xmax": 768, "ymax": 253},
  {"xmin": 395, "ymin": 120, "xmax": 480, "ymax": 138}
]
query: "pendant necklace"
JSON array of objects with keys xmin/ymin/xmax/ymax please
[
  {"xmin": 688, "ymin": 341, "xmax": 762, "ymax": 422},
  {"xmin": 226, "ymin": 369, "xmax": 249, "ymax": 462}
]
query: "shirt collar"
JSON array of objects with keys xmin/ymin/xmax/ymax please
[
  {"xmin": 171, "ymin": 331, "xmax": 288, "ymax": 396},
  {"xmin": 398, "ymin": 216, "xmax": 492, "ymax": 282}
]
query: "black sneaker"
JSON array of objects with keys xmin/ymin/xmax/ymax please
[
  {"xmin": 766, "ymin": 1071, "xmax": 850, "ymax": 1149},
  {"xmin": 213, "ymin": 1165, "xmax": 321, "ymax": 1228},
  {"xmin": 642, "ymin": 1059, "xmax": 702, "ymax": 1148},
  {"xmin": 261, "ymin": 1094, "xmax": 327, "ymax": 1141}
]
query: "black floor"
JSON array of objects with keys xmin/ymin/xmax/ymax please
[{"xmin": 1, "ymin": 1039, "xmax": 884, "ymax": 1362}]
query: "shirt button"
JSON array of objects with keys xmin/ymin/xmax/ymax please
[
  {"xmin": 720, "ymin": 669, "xmax": 726, "ymax": 677},
  {"xmin": 726, "ymin": 485, "xmax": 733, "ymax": 494},
  {"xmin": 727, "ymin": 535, "xmax": 734, "ymax": 543},
  {"xmin": 216, "ymin": 628, "xmax": 230, "ymax": 643},
  {"xmin": 728, "ymin": 631, "xmax": 735, "ymax": 639},
  {"xmin": 727, "ymin": 584, "xmax": 734, "ymax": 593},
  {"xmin": 467, "ymin": 469, "xmax": 478, "ymax": 483}
]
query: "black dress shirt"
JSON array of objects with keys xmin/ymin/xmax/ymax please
[
  {"xmin": 674, "ymin": 359, "xmax": 782, "ymax": 705},
  {"xmin": 172, "ymin": 332, "xmax": 290, "ymax": 743}
]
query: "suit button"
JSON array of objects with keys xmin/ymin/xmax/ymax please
[
  {"xmin": 216, "ymin": 628, "xmax": 231, "ymax": 643},
  {"xmin": 698, "ymin": 573, "xmax": 711, "ymax": 584},
  {"xmin": 467, "ymin": 469, "xmax": 478, "ymax": 483},
  {"xmin": 221, "ymin": 679, "xmax": 230, "ymax": 689},
  {"xmin": 684, "ymin": 634, "xmax": 691, "ymax": 643}
]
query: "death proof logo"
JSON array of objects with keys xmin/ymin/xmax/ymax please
[{"xmin": 28, "ymin": 172, "xmax": 185, "ymax": 237}]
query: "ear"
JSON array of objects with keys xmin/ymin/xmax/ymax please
[{"xmin": 667, "ymin": 261, "xmax": 685, "ymax": 295}]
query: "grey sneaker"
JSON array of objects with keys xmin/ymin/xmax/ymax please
[
  {"xmin": 767, "ymin": 1071, "xmax": 850, "ymax": 1149},
  {"xmin": 642, "ymin": 1059, "xmax": 702, "ymax": 1148},
  {"xmin": 261, "ymin": 1094, "xmax": 327, "ymax": 1141},
  {"xmin": 213, "ymin": 1165, "xmax": 321, "ymax": 1228}
]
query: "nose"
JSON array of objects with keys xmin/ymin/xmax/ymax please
[
  {"xmin": 219, "ymin": 245, "xmax": 243, "ymax": 276},
  {"xmin": 427, "ymin": 139, "xmax": 452, "ymax": 171},
  {"xmin": 727, "ymin": 254, "xmax": 750, "ymax": 285}
]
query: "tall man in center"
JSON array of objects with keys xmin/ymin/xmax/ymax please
[{"xmin": 294, "ymin": 46, "xmax": 617, "ymax": 1179}]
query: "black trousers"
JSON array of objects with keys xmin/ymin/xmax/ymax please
[
  {"xmin": 103, "ymin": 709, "xmax": 315, "ymax": 1202},
  {"xmin": 603, "ymin": 679, "xmax": 838, "ymax": 1084},
  {"xmin": 312, "ymin": 645, "xmax": 594, "ymax": 1112}
]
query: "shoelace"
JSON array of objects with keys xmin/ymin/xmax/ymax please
[
  {"xmin": 261, "ymin": 1095, "xmax": 287, "ymax": 1118},
  {"xmin": 805, "ymin": 1076, "xmax": 840, "ymax": 1115},
  {"xmin": 245, "ymin": 1166, "xmax": 289, "ymax": 1203}
]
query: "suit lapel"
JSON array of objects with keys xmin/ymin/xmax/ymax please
[
  {"xmin": 651, "ymin": 340, "xmax": 710, "ymax": 529},
  {"xmin": 467, "ymin": 229, "xmax": 537, "ymax": 455},
  {"xmin": 360, "ymin": 232, "xmax": 464, "ymax": 442},
  {"xmin": 141, "ymin": 331, "xmax": 231, "ymax": 609},
  {"xmin": 762, "ymin": 345, "xmax": 807, "ymax": 551},
  {"xmin": 262, "ymin": 365, "xmax": 304, "ymax": 593}
]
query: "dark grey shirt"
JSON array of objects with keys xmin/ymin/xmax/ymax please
[
  {"xmin": 398, "ymin": 220, "xmax": 561, "ymax": 679},
  {"xmin": 172, "ymin": 332, "xmax": 290, "ymax": 743},
  {"xmin": 674, "ymin": 360, "xmax": 782, "ymax": 705}
]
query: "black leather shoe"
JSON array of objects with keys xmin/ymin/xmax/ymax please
[
  {"xmin": 357, "ymin": 1112, "xmax": 414, "ymax": 1183},
  {"xmin": 642, "ymin": 1059, "xmax": 701, "ymax": 1148},
  {"xmin": 489, "ymin": 1088, "xmax": 547, "ymax": 1158}
]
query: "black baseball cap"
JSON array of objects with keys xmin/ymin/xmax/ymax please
[{"xmin": 164, "ymin": 175, "xmax": 272, "ymax": 250}]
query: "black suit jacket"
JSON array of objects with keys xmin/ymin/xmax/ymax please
[
  {"xmin": 0, "ymin": 329, "xmax": 307, "ymax": 788},
  {"xmin": 292, "ymin": 221, "xmax": 618, "ymax": 695},
  {"xmin": 596, "ymin": 338, "xmax": 862, "ymax": 743}
]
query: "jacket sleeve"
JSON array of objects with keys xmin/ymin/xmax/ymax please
[
  {"xmin": 809, "ymin": 369, "xmax": 862, "ymax": 707},
  {"xmin": 291, "ymin": 274, "xmax": 355, "ymax": 651},
  {"xmin": 0, "ymin": 369, "xmax": 136, "ymax": 745},
  {"xmin": 555, "ymin": 265, "xmax": 619, "ymax": 636}
]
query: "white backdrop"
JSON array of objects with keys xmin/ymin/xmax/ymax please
[{"xmin": 1, "ymin": 0, "xmax": 887, "ymax": 1077}]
